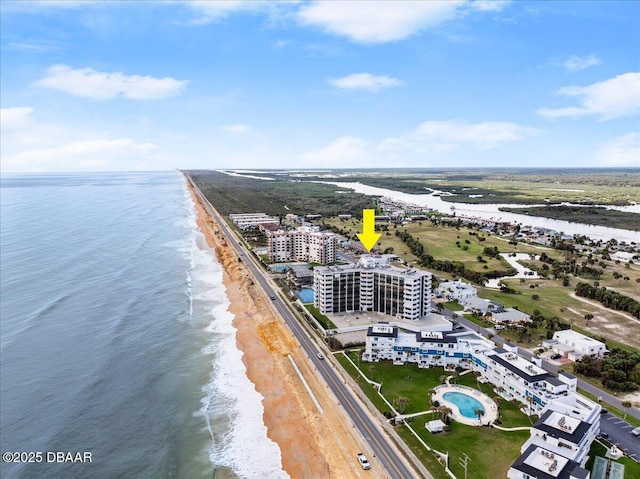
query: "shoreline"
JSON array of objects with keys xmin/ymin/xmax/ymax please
[{"xmin": 186, "ymin": 180, "xmax": 382, "ymax": 478}]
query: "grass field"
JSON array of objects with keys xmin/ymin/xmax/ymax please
[
  {"xmin": 325, "ymin": 218, "xmax": 544, "ymax": 274},
  {"xmin": 336, "ymin": 352, "xmax": 533, "ymax": 479},
  {"xmin": 327, "ymin": 216, "xmax": 640, "ymax": 351},
  {"xmin": 317, "ymin": 170, "xmax": 640, "ymax": 206}
]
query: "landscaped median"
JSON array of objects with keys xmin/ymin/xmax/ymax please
[{"xmin": 336, "ymin": 351, "xmax": 533, "ymax": 479}]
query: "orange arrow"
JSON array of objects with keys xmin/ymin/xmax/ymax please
[{"xmin": 357, "ymin": 209, "xmax": 381, "ymax": 252}]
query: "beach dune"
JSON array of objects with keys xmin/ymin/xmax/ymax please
[{"xmin": 187, "ymin": 182, "xmax": 385, "ymax": 479}]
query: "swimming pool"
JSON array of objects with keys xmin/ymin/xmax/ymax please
[
  {"xmin": 443, "ymin": 391, "xmax": 485, "ymax": 419},
  {"xmin": 297, "ymin": 288, "xmax": 314, "ymax": 303}
]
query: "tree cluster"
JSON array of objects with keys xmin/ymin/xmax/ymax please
[
  {"xmin": 573, "ymin": 348, "xmax": 640, "ymax": 392},
  {"xmin": 575, "ymin": 282, "xmax": 640, "ymax": 319}
]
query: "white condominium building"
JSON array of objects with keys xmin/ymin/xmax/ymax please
[
  {"xmin": 508, "ymin": 393, "xmax": 599, "ymax": 479},
  {"xmin": 314, "ymin": 255, "xmax": 432, "ymax": 321},
  {"xmin": 551, "ymin": 330, "xmax": 607, "ymax": 360},
  {"xmin": 436, "ymin": 279, "xmax": 478, "ymax": 301},
  {"xmin": 363, "ymin": 323, "xmax": 579, "ymax": 415},
  {"xmin": 229, "ymin": 213, "xmax": 280, "ymax": 230},
  {"xmin": 363, "ymin": 323, "xmax": 493, "ymax": 369},
  {"xmin": 475, "ymin": 348, "xmax": 577, "ymax": 415},
  {"xmin": 267, "ymin": 226, "xmax": 337, "ymax": 264}
]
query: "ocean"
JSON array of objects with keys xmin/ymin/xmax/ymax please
[{"xmin": 0, "ymin": 171, "xmax": 286, "ymax": 479}]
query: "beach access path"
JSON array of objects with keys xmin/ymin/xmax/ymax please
[{"xmin": 186, "ymin": 176, "xmax": 426, "ymax": 478}]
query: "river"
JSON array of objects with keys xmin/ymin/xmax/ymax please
[{"xmin": 318, "ymin": 181, "xmax": 640, "ymax": 244}]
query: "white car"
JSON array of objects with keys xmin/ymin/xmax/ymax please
[
  {"xmin": 632, "ymin": 426, "xmax": 640, "ymax": 437},
  {"xmin": 357, "ymin": 453, "xmax": 371, "ymax": 470}
]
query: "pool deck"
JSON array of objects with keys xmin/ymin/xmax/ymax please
[{"xmin": 432, "ymin": 384, "xmax": 498, "ymax": 426}]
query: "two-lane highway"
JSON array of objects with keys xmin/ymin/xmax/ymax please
[{"xmin": 187, "ymin": 176, "xmax": 422, "ymax": 479}]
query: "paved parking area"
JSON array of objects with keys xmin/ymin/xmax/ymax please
[{"xmin": 599, "ymin": 412, "xmax": 640, "ymax": 462}]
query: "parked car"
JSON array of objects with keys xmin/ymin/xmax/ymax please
[
  {"xmin": 598, "ymin": 433, "xmax": 609, "ymax": 440},
  {"xmin": 631, "ymin": 427, "xmax": 640, "ymax": 436},
  {"xmin": 357, "ymin": 453, "xmax": 371, "ymax": 470},
  {"xmin": 600, "ymin": 408, "xmax": 608, "ymax": 415},
  {"xmin": 550, "ymin": 353, "xmax": 562, "ymax": 360}
]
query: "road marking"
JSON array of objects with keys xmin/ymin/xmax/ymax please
[{"xmin": 621, "ymin": 425, "xmax": 633, "ymax": 429}]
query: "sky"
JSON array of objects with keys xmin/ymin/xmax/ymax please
[{"xmin": 1, "ymin": 0, "xmax": 639, "ymax": 172}]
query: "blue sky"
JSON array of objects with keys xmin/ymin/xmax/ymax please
[{"xmin": 1, "ymin": 0, "xmax": 638, "ymax": 172}]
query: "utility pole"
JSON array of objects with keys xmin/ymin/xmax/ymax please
[{"xmin": 459, "ymin": 453, "xmax": 470, "ymax": 479}]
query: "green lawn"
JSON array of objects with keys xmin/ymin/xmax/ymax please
[
  {"xmin": 442, "ymin": 300, "xmax": 463, "ymax": 311},
  {"xmin": 338, "ymin": 352, "xmax": 534, "ymax": 478},
  {"xmin": 304, "ymin": 304, "xmax": 337, "ymax": 329}
]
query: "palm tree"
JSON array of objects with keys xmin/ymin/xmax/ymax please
[
  {"xmin": 428, "ymin": 389, "xmax": 437, "ymax": 418},
  {"xmin": 474, "ymin": 408, "xmax": 485, "ymax": 424},
  {"xmin": 492, "ymin": 396, "xmax": 503, "ymax": 410},
  {"xmin": 394, "ymin": 397, "xmax": 410, "ymax": 415},
  {"xmin": 622, "ymin": 401, "xmax": 632, "ymax": 420},
  {"xmin": 440, "ymin": 406, "xmax": 453, "ymax": 424}
]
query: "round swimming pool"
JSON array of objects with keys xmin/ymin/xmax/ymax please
[{"xmin": 442, "ymin": 391, "xmax": 485, "ymax": 419}]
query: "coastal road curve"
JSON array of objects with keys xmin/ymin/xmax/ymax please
[{"xmin": 186, "ymin": 176, "xmax": 424, "ymax": 479}]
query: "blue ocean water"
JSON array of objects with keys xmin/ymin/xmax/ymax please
[{"xmin": 0, "ymin": 172, "xmax": 285, "ymax": 479}]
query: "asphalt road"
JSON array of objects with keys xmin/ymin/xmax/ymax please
[{"xmin": 187, "ymin": 177, "xmax": 422, "ymax": 479}]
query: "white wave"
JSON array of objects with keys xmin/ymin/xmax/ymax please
[{"xmin": 185, "ymin": 201, "xmax": 288, "ymax": 479}]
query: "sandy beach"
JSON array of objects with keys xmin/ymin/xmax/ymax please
[{"xmin": 187, "ymin": 182, "xmax": 387, "ymax": 479}]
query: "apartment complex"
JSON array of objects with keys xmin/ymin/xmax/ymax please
[
  {"xmin": 508, "ymin": 393, "xmax": 600, "ymax": 479},
  {"xmin": 363, "ymin": 324, "xmax": 493, "ymax": 369},
  {"xmin": 476, "ymin": 348, "xmax": 577, "ymax": 415},
  {"xmin": 229, "ymin": 213, "xmax": 280, "ymax": 230},
  {"xmin": 362, "ymin": 323, "xmax": 577, "ymax": 415},
  {"xmin": 266, "ymin": 226, "xmax": 337, "ymax": 263},
  {"xmin": 313, "ymin": 256, "xmax": 432, "ymax": 321}
]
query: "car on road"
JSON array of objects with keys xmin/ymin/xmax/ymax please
[
  {"xmin": 632, "ymin": 427, "xmax": 640, "ymax": 437},
  {"xmin": 357, "ymin": 453, "xmax": 371, "ymax": 470},
  {"xmin": 270, "ymin": 296, "xmax": 276, "ymax": 300},
  {"xmin": 316, "ymin": 353, "xmax": 325, "ymax": 360},
  {"xmin": 550, "ymin": 353, "xmax": 562, "ymax": 360}
]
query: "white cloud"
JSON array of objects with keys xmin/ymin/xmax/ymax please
[
  {"xmin": 297, "ymin": 1, "xmax": 463, "ymax": 44},
  {"xmin": 329, "ymin": 73, "xmax": 402, "ymax": 92},
  {"xmin": 468, "ymin": 0, "xmax": 511, "ymax": 12},
  {"xmin": 300, "ymin": 136, "xmax": 369, "ymax": 166},
  {"xmin": 563, "ymin": 54, "xmax": 602, "ymax": 72},
  {"xmin": 186, "ymin": 0, "xmax": 250, "ymax": 23},
  {"xmin": 380, "ymin": 120, "xmax": 541, "ymax": 151},
  {"xmin": 221, "ymin": 124, "xmax": 251, "ymax": 133},
  {"xmin": 1, "ymin": 107, "xmax": 35, "ymax": 129},
  {"xmin": 595, "ymin": 133, "xmax": 640, "ymax": 167},
  {"xmin": 34, "ymin": 64, "xmax": 189, "ymax": 100},
  {"xmin": 537, "ymin": 72, "xmax": 640, "ymax": 120},
  {"xmin": 3, "ymin": 139, "xmax": 158, "ymax": 171}
]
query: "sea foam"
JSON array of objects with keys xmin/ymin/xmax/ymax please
[{"xmin": 185, "ymin": 197, "xmax": 288, "ymax": 479}]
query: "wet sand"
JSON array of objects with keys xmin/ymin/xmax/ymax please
[{"xmin": 187, "ymin": 182, "xmax": 385, "ymax": 479}]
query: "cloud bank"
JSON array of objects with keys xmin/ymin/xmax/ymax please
[{"xmin": 35, "ymin": 65, "xmax": 189, "ymax": 100}]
